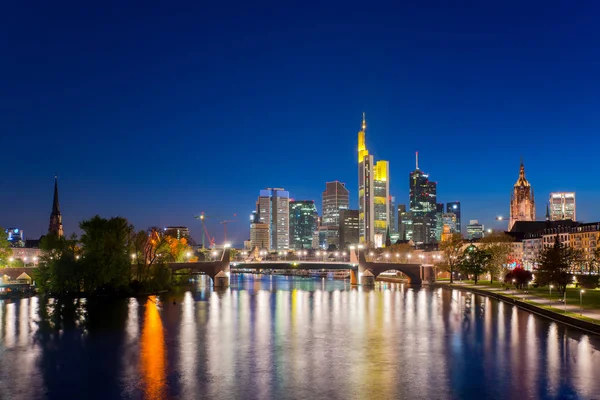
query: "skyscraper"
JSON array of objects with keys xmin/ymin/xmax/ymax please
[
  {"xmin": 322, "ymin": 181, "xmax": 349, "ymax": 246},
  {"xmin": 289, "ymin": 200, "xmax": 318, "ymax": 249},
  {"xmin": 256, "ymin": 188, "xmax": 290, "ymax": 250},
  {"xmin": 339, "ymin": 209, "xmax": 359, "ymax": 247},
  {"xmin": 549, "ymin": 192, "xmax": 576, "ymax": 221},
  {"xmin": 398, "ymin": 204, "xmax": 410, "ymax": 240},
  {"xmin": 409, "ymin": 153, "xmax": 436, "ymax": 244},
  {"xmin": 48, "ymin": 176, "xmax": 64, "ymax": 237},
  {"xmin": 446, "ymin": 202, "xmax": 461, "ymax": 233},
  {"xmin": 358, "ymin": 113, "xmax": 389, "ymax": 246},
  {"xmin": 509, "ymin": 162, "xmax": 535, "ymax": 231},
  {"xmin": 389, "ymin": 196, "xmax": 397, "ymax": 234}
]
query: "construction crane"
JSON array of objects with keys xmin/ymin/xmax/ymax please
[
  {"xmin": 220, "ymin": 217, "xmax": 238, "ymax": 243},
  {"xmin": 194, "ymin": 212, "xmax": 216, "ymax": 248},
  {"xmin": 194, "ymin": 212, "xmax": 237, "ymax": 247}
]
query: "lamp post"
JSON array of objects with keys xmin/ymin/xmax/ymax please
[
  {"xmin": 512, "ymin": 279, "xmax": 516, "ymax": 296},
  {"xmin": 549, "ymin": 285, "xmax": 553, "ymax": 303},
  {"xmin": 580, "ymin": 290, "xmax": 585, "ymax": 315}
]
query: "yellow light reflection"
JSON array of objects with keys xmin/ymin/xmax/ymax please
[{"xmin": 140, "ymin": 296, "xmax": 167, "ymax": 400}]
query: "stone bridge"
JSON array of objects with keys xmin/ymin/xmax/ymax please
[{"xmin": 168, "ymin": 249, "xmax": 435, "ymax": 287}]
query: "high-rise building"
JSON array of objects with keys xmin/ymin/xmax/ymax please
[
  {"xmin": 289, "ymin": 200, "xmax": 318, "ymax": 249},
  {"xmin": 442, "ymin": 213, "xmax": 458, "ymax": 233},
  {"xmin": 509, "ymin": 162, "xmax": 535, "ymax": 231},
  {"xmin": 389, "ymin": 196, "xmax": 397, "ymax": 234},
  {"xmin": 256, "ymin": 188, "xmax": 290, "ymax": 250},
  {"xmin": 322, "ymin": 181, "xmax": 349, "ymax": 247},
  {"xmin": 434, "ymin": 203, "xmax": 444, "ymax": 242},
  {"xmin": 5, "ymin": 228, "xmax": 25, "ymax": 247},
  {"xmin": 397, "ymin": 204, "xmax": 407, "ymax": 239},
  {"xmin": 250, "ymin": 223, "xmax": 270, "ymax": 249},
  {"xmin": 357, "ymin": 113, "xmax": 389, "ymax": 246},
  {"xmin": 446, "ymin": 202, "xmax": 461, "ymax": 233},
  {"xmin": 339, "ymin": 209, "xmax": 359, "ymax": 247},
  {"xmin": 409, "ymin": 153, "xmax": 436, "ymax": 244},
  {"xmin": 467, "ymin": 220, "xmax": 484, "ymax": 240},
  {"xmin": 48, "ymin": 176, "xmax": 64, "ymax": 237},
  {"xmin": 549, "ymin": 192, "xmax": 576, "ymax": 221}
]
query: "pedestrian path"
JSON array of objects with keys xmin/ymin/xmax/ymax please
[{"xmin": 455, "ymin": 283, "xmax": 600, "ymax": 322}]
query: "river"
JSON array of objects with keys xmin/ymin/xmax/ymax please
[{"xmin": 0, "ymin": 275, "xmax": 598, "ymax": 399}]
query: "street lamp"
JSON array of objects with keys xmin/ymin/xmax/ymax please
[
  {"xmin": 549, "ymin": 284, "xmax": 553, "ymax": 303},
  {"xmin": 407, "ymin": 254, "xmax": 412, "ymax": 259},
  {"xmin": 580, "ymin": 290, "xmax": 585, "ymax": 315}
]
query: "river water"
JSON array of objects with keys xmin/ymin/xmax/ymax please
[{"xmin": 0, "ymin": 275, "xmax": 599, "ymax": 400}]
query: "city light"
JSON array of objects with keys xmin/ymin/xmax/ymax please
[{"xmin": 131, "ymin": 254, "xmax": 136, "ymax": 259}]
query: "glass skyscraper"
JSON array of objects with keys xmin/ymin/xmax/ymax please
[
  {"xmin": 409, "ymin": 153, "xmax": 437, "ymax": 244},
  {"xmin": 256, "ymin": 188, "xmax": 290, "ymax": 250},
  {"xmin": 289, "ymin": 200, "xmax": 318, "ymax": 249}
]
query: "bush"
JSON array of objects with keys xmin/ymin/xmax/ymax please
[{"xmin": 576, "ymin": 274, "xmax": 599, "ymax": 289}]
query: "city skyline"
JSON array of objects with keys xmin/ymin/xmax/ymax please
[{"xmin": 3, "ymin": 3, "xmax": 600, "ymax": 245}]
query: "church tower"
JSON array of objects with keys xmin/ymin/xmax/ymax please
[
  {"xmin": 509, "ymin": 162, "xmax": 535, "ymax": 230},
  {"xmin": 49, "ymin": 176, "xmax": 64, "ymax": 237}
]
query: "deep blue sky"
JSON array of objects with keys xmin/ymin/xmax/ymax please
[{"xmin": 2, "ymin": 1, "xmax": 599, "ymax": 246}]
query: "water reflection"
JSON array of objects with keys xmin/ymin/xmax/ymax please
[
  {"xmin": 140, "ymin": 296, "xmax": 167, "ymax": 400},
  {"xmin": 0, "ymin": 277, "xmax": 598, "ymax": 399}
]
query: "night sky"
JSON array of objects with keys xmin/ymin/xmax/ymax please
[{"xmin": 2, "ymin": 2, "xmax": 599, "ymax": 246}]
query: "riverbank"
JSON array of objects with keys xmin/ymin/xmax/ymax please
[{"xmin": 434, "ymin": 281, "xmax": 600, "ymax": 336}]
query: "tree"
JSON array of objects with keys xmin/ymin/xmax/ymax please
[
  {"xmin": 534, "ymin": 236, "xmax": 575, "ymax": 295},
  {"xmin": 505, "ymin": 267, "xmax": 533, "ymax": 289},
  {"xmin": 0, "ymin": 226, "xmax": 13, "ymax": 267},
  {"xmin": 480, "ymin": 232, "xmax": 513, "ymax": 283},
  {"xmin": 34, "ymin": 234, "xmax": 80, "ymax": 295},
  {"xmin": 438, "ymin": 234, "xmax": 464, "ymax": 283},
  {"xmin": 458, "ymin": 245, "xmax": 491, "ymax": 284},
  {"xmin": 79, "ymin": 216, "xmax": 133, "ymax": 294},
  {"xmin": 386, "ymin": 242, "xmax": 414, "ymax": 262}
]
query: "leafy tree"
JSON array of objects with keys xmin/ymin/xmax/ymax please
[
  {"xmin": 505, "ymin": 267, "xmax": 533, "ymax": 289},
  {"xmin": 386, "ymin": 242, "xmax": 414, "ymax": 262},
  {"xmin": 79, "ymin": 216, "xmax": 133, "ymax": 293},
  {"xmin": 34, "ymin": 234, "xmax": 80, "ymax": 295},
  {"xmin": 458, "ymin": 245, "xmax": 491, "ymax": 284},
  {"xmin": 534, "ymin": 236, "xmax": 576, "ymax": 295},
  {"xmin": 0, "ymin": 226, "xmax": 13, "ymax": 267},
  {"xmin": 438, "ymin": 233, "xmax": 464, "ymax": 283},
  {"xmin": 480, "ymin": 232, "xmax": 513, "ymax": 283}
]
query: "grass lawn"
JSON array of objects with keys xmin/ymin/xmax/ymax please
[{"xmin": 526, "ymin": 286, "xmax": 600, "ymax": 310}]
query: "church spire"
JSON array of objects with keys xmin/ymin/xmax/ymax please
[
  {"xmin": 52, "ymin": 176, "xmax": 60, "ymax": 215},
  {"xmin": 49, "ymin": 176, "xmax": 64, "ymax": 237},
  {"xmin": 545, "ymin": 203, "xmax": 550, "ymax": 221}
]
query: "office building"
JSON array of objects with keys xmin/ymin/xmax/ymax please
[
  {"xmin": 250, "ymin": 223, "xmax": 270, "ymax": 250},
  {"xmin": 339, "ymin": 209, "xmax": 359, "ymax": 247},
  {"xmin": 442, "ymin": 213, "xmax": 458, "ymax": 233},
  {"xmin": 289, "ymin": 200, "xmax": 318, "ymax": 249},
  {"xmin": 549, "ymin": 192, "xmax": 576, "ymax": 221},
  {"xmin": 409, "ymin": 153, "xmax": 436, "ymax": 244},
  {"xmin": 509, "ymin": 161, "xmax": 535, "ymax": 231},
  {"xmin": 434, "ymin": 203, "xmax": 444, "ymax": 242},
  {"xmin": 446, "ymin": 202, "xmax": 461, "ymax": 233},
  {"xmin": 397, "ymin": 204, "xmax": 407, "ymax": 239},
  {"xmin": 389, "ymin": 196, "xmax": 397, "ymax": 234},
  {"xmin": 322, "ymin": 181, "xmax": 349, "ymax": 246},
  {"xmin": 466, "ymin": 220, "xmax": 484, "ymax": 240},
  {"xmin": 256, "ymin": 188, "xmax": 290, "ymax": 250},
  {"xmin": 6, "ymin": 228, "xmax": 25, "ymax": 247},
  {"xmin": 358, "ymin": 113, "xmax": 390, "ymax": 246}
]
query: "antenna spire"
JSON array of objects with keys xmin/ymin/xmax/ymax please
[
  {"xmin": 416, "ymin": 151, "xmax": 419, "ymax": 170},
  {"xmin": 361, "ymin": 112, "xmax": 366, "ymax": 131}
]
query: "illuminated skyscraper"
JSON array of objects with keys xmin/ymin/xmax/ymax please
[
  {"xmin": 322, "ymin": 181, "xmax": 349, "ymax": 246},
  {"xmin": 256, "ymin": 188, "xmax": 290, "ymax": 250},
  {"xmin": 446, "ymin": 202, "xmax": 461, "ymax": 233},
  {"xmin": 358, "ymin": 113, "xmax": 389, "ymax": 246},
  {"xmin": 289, "ymin": 200, "xmax": 318, "ymax": 249},
  {"xmin": 409, "ymin": 153, "xmax": 436, "ymax": 244},
  {"xmin": 549, "ymin": 192, "xmax": 576, "ymax": 221},
  {"xmin": 509, "ymin": 162, "xmax": 535, "ymax": 231}
]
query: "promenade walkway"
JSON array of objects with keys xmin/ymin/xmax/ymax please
[{"xmin": 445, "ymin": 282, "xmax": 600, "ymax": 324}]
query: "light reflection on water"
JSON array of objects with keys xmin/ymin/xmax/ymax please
[{"xmin": 0, "ymin": 275, "xmax": 598, "ymax": 399}]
